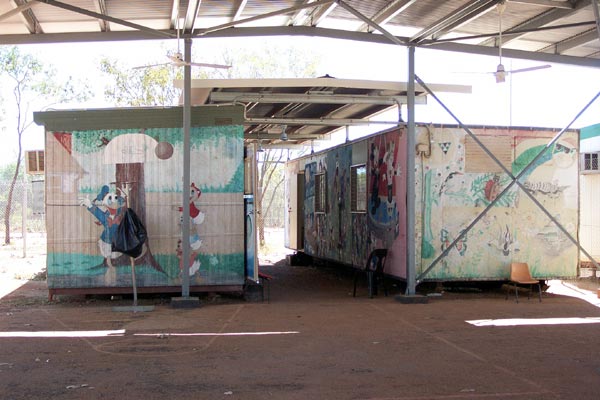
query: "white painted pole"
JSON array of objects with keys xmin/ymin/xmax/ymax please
[{"xmin": 22, "ymin": 173, "xmax": 27, "ymax": 258}]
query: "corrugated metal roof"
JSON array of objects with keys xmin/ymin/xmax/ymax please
[{"xmin": 0, "ymin": 1, "xmax": 598, "ymax": 67}]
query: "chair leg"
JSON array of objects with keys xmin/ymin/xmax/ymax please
[
  {"xmin": 514, "ymin": 283, "xmax": 519, "ymax": 303},
  {"xmin": 537, "ymin": 283, "xmax": 542, "ymax": 302},
  {"xmin": 353, "ymin": 271, "xmax": 359, "ymax": 297},
  {"xmin": 382, "ymin": 275, "xmax": 388, "ymax": 297},
  {"xmin": 367, "ymin": 271, "xmax": 374, "ymax": 298}
]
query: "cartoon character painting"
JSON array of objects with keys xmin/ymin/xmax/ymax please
[
  {"xmin": 177, "ymin": 183, "xmax": 205, "ymax": 277},
  {"xmin": 80, "ymin": 185, "xmax": 127, "ymax": 268}
]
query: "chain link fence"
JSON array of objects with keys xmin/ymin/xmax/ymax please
[{"xmin": 0, "ymin": 178, "xmax": 46, "ymax": 242}]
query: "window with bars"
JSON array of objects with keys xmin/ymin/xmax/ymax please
[
  {"xmin": 351, "ymin": 164, "xmax": 367, "ymax": 212},
  {"xmin": 315, "ymin": 172, "xmax": 327, "ymax": 213},
  {"xmin": 582, "ymin": 153, "xmax": 600, "ymax": 173}
]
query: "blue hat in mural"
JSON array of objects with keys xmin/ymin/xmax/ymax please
[{"xmin": 95, "ymin": 185, "xmax": 110, "ymax": 202}]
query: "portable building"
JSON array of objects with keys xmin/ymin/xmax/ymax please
[
  {"xmin": 34, "ymin": 105, "xmax": 259, "ymax": 299},
  {"xmin": 579, "ymin": 123, "xmax": 600, "ymax": 267},
  {"xmin": 285, "ymin": 124, "xmax": 580, "ymax": 282}
]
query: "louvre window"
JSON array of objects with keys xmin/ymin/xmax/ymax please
[
  {"xmin": 315, "ymin": 173, "xmax": 326, "ymax": 213},
  {"xmin": 582, "ymin": 153, "xmax": 599, "ymax": 173},
  {"xmin": 25, "ymin": 150, "xmax": 44, "ymax": 174},
  {"xmin": 351, "ymin": 164, "xmax": 367, "ymax": 212}
]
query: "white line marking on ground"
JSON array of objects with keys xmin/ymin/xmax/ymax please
[
  {"xmin": 467, "ymin": 317, "xmax": 600, "ymax": 327},
  {"xmin": 0, "ymin": 329, "xmax": 125, "ymax": 338},
  {"xmin": 134, "ymin": 331, "xmax": 300, "ymax": 337}
]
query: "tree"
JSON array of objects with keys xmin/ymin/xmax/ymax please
[
  {"xmin": 100, "ymin": 57, "xmax": 183, "ymax": 106},
  {"xmin": 0, "ymin": 46, "xmax": 91, "ymax": 244},
  {"xmin": 257, "ymin": 149, "xmax": 286, "ymax": 247}
]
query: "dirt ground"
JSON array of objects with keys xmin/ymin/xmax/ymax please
[{"xmin": 2, "ymin": 236, "xmax": 600, "ymax": 399}]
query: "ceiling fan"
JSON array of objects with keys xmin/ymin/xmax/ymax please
[
  {"xmin": 491, "ymin": 1, "xmax": 550, "ymax": 83},
  {"xmin": 133, "ymin": 16, "xmax": 230, "ymax": 71}
]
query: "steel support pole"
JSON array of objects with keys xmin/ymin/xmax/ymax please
[
  {"xmin": 181, "ymin": 37, "xmax": 192, "ymax": 298},
  {"xmin": 406, "ymin": 46, "xmax": 417, "ymax": 295}
]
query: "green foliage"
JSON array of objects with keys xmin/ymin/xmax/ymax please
[
  {"xmin": 0, "ymin": 46, "xmax": 91, "ymax": 108},
  {"xmin": 100, "ymin": 57, "xmax": 183, "ymax": 107},
  {"xmin": 220, "ymin": 44, "xmax": 320, "ymax": 79},
  {"xmin": 0, "ymin": 46, "xmax": 92, "ymax": 243},
  {"xmin": 0, "ymin": 163, "xmax": 22, "ymax": 181}
]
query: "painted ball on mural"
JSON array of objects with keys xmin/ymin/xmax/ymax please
[{"xmin": 155, "ymin": 141, "xmax": 174, "ymax": 159}]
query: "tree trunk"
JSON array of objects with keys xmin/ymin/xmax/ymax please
[{"xmin": 4, "ymin": 156, "xmax": 21, "ymax": 245}]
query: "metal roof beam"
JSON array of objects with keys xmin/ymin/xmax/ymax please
[
  {"xmin": 209, "ymin": 92, "xmax": 427, "ymax": 105},
  {"xmin": 33, "ymin": 0, "xmax": 174, "ymax": 39},
  {"xmin": 184, "ymin": 0, "xmax": 201, "ymax": 33},
  {"xmin": 1, "ymin": 24, "xmax": 598, "ymax": 69},
  {"xmin": 594, "ymin": 0, "xmax": 600, "ymax": 42},
  {"xmin": 246, "ymin": 117, "xmax": 401, "ymax": 126},
  {"xmin": 91, "ymin": 0, "xmax": 109, "ymax": 32},
  {"xmin": 198, "ymin": 0, "xmax": 334, "ymax": 35},
  {"xmin": 302, "ymin": 1, "xmax": 337, "ymax": 26},
  {"xmin": 356, "ymin": 0, "xmax": 418, "ymax": 33},
  {"xmin": 508, "ymin": 0, "xmax": 574, "ymax": 8},
  {"xmin": 479, "ymin": 0, "xmax": 591, "ymax": 47},
  {"xmin": 232, "ymin": 0, "xmax": 248, "ymax": 21},
  {"xmin": 170, "ymin": 0, "xmax": 179, "ymax": 29},
  {"xmin": 245, "ymin": 133, "xmax": 323, "ymax": 140},
  {"xmin": 13, "ymin": 0, "xmax": 43, "ymax": 34},
  {"xmin": 0, "ymin": 1, "xmax": 37, "ymax": 23},
  {"xmin": 196, "ymin": 25, "xmax": 600, "ymax": 68},
  {"xmin": 539, "ymin": 28, "xmax": 599, "ymax": 53},
  {"xmin": 410, "ymin": 0, "xmax": 500, "ymax": 43},
  {"xmin": 337, "ymin": 0, "xmax": 407, "ymax": 45},
  {"xmin": 288, "ymin": 0, "xmax": 317, "ymax": 26}
]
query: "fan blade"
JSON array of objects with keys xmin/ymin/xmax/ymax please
[
  {"xmin": 509, "ymin": 64, "xmax": 551, "ymax": 74},
  {"xmin": 131, "ymin": 63, "xmax": 171, "ymax": 70},
  {"xmin": 188, "ymin": 62, "xmax": 231, "ymax": 69}
]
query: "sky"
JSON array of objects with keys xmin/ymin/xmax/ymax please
[{"xmin": 1, "ymin": 34, "xmax": 600, "ymax": 163}]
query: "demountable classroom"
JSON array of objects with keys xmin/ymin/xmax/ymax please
[
  {"xmin": 34, "ymin": 105, "xmax": 260, "ymax": 299},
  {"xmin": 285, "ymin": 124, "xmax": 580, "ymax": 283}
]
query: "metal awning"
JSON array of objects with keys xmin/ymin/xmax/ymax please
[{"xmin": 174, "ymin": 77, "xmax": 471, "ymax": 145}]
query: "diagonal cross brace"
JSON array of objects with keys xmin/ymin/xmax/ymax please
[{"xmin": 415, "ymin": 74, "xmax": 600, "ymax": 282}]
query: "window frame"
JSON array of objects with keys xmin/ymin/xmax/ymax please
[
  {"xmin": 315, "ymin": 172, "xmax": 327, "ymax": 214},
  {"xmin": 350, "ymin": 163, "xmax": 367, "ymax": 213},
  {"xmin": 581, "ymin": 152, "xmax": 600, "ymax": 174}
]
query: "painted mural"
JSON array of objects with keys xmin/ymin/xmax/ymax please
[
  {"xmin": 300, "ymin": 129, "xmax": 407, "ymax": 275},
  {"xmin": 303, "ymin": 145, "xmax": 353, "ymax": 264},
  {"xmin": 46, "ymin": 125, "xmax": 245, "ymax": 289},
  {"xmin": 366, "ymin": 131, "xmax": 407, "ymax": 278},
  {"xmin": 288, "ymin": 125, "xmax": 578, "ymax": 281},
  {"xmin": 416, "ymin": 127, "xmax": 578, "ymax": 280}
]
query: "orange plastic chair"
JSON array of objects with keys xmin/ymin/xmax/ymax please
[
  {"xmin": 353, "ymin": 249, "xmax": 388, "ymax": 298},
  {"xmin": 506, "ymin": 262, "xmax": 542, "ymax": 303}
]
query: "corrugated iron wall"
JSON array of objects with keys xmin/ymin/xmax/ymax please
[{"xmin": 45, "ymin": 123, "xmax": 245, "ymax": 290}]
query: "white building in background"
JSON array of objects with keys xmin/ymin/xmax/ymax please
[{"xmin": 580, "ymin": 123, "xmax": 600, "ymax": 267}]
